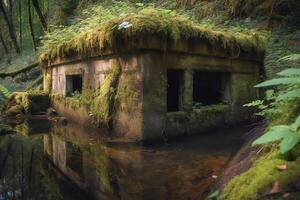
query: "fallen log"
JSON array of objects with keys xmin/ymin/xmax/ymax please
[{"xmin": 0, "ymin": 62, "xmax": 39, "ymax": 78}]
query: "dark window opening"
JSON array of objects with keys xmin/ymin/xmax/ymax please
[
  {"xmin": 167, "ymin": 70, "xmax": 183, "ymax": 112},
  {"xmin": 193, "ymin": 71, "xmax": 230, "ymax": 106},
  {"xmin": 66, "ymin": 142, "xmax": 83, "ymax": 177},
  {"xmin": 66, "ymin": 75, "xmax": 82, "ymax": 97}
]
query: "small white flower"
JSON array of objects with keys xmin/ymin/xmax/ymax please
[{"xmin": 118, "ymin": 21, "xmax": 133, "ymax": 30}]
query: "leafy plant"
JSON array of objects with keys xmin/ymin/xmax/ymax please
[
  {"xmin": 250, "ymin": 53, "xmax": 300, "ymax": 153},
  {"xmin": 0, "ymin": 84, "xmax": 11, "ymax": 103},
  {"xmin": 69, "ymin": 90, "xmax": 82, "ymax": 99},
  {"xmin": 253, "ymin": 116, "xmax": 300, "ymax": 154}
]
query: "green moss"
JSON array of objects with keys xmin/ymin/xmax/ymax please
[
  {"xmin": 90, "ymin": 61, "xmax": 121, "ymax": 126},
  {"xmin": 115, "ymin": 73, "xmax": 139, "ymax": 113},
  {"xmin": 50, "ymin": 62, "xmax": 121, "ymax": 127},
  {"xmin": 193, "ymin": 104, "xmax": 230, "ymax": 113},
  {"xmin": 8, "ymin": 91, "xmax": 50, "ymax": 114},
  {"xmin": 51, "ymin": 93, "xmax": 87, "ymax": 110},
  {"xmin": 222, "ymin": 151, "xmax": 300, "ymax": 200},
  {"xmin": 43, "ymin": 68, "xmax": 52, "ymax": 94},
  {"xmin": 39, "ymin": 6, "xmax": 267, "ymax": 63}
]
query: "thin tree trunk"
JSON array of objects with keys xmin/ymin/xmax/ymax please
[
  {"xmin": 19, "ymin": 0, "xmax": 22, "ymax": 51},
  {"xmin": 0, "ymin": 0, "xmax": 20, "ymax": 53},
  {"xmin": 0, "ymin": 32, "xmax": 8, "ymax": 54},
  {"xmin": 31, "ymin": 0, "xmax": 48, "ymax": 32},
  {"xmin": 28, "ymin": 0, "xmax": 36, "ymax": 50},
  {"xmin": 8, "ymin": 0, "xmax": 13, "ymax": 25}
]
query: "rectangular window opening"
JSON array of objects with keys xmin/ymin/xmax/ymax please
[
  {"xmin": 167, "ymin": 70, "xmax": 183, "ymax": 112},
  {"xmin": 66, "ymin": 75, "xmax": 83, "ymax": 97},
  {"xmin": 193, "ymin": 71, "xmax": 230, "ymax": 106}
]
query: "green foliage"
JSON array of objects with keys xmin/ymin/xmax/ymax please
[
  {"xmin": 0, "ymin": 84, "xmax": 11, "ymax": 99},
  {"xmin": 253, "ymin": 121, "xmax": 300, "ymax": 154},
  {"xmin": 67, "ymin": 90, "xmax": 82, "ymax": 99},
  {"xmin": 264, "ymin": 29, "xmax": 300, "ymax": 78},
  {"xmin": 38, "ymin": 3, "xmax": 267, "ymax": 62},
  {"xmin": 209, "ymin": 190, "xmax": 220, "ymax": 200},
  {"xmin": 0, "ymin": 84, "xmax": 11, "ymax": 110},
  {"xmin": 226, "ymin": 0, "xmax": 299, "ymax": 17},
  {"xmin": 249, "ymin": 53, "xmax": 300, "ymax": 154},
  {"xmin": 90, "ymin": 61, "xmax": 121, "ymax": 126},
  {"xmin": 221, "ymin": 150, "xmax": 300, "ymax": 200},
  {"xmin": 255, "ymin": 77, "xmax": 300, "ymax": 87},
  {"xmin": 278, "ymin": 54, "xmax": 300, "ymax": 62}
]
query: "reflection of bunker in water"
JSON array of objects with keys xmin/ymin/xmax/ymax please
[
  {"xmin": 42, "ymin": 121, "xmax": 245, "ymax": 200},
  {"xmin": 43, "ymin": 34, "xmax": 264, "ymax": 142}
]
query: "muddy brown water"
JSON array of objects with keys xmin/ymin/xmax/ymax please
[{"xmin": 0, "ymin": 118, "xmax": 248, "ymax": 200}]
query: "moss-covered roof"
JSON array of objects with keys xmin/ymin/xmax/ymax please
[{"xmin": 39, "ymin": 6, "xmax": 268, "ymax": 63}]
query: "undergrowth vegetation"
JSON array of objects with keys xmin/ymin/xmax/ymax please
[
  {"xmin": 221, "ymin": 53, "xmax": 300, "ymax": 200},
  {"xmin": 246, "ymin": 54, "xmax": 300, "ymax": 153}
]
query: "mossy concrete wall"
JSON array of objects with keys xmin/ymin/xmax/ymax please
[
  {"xmin": 49, "ymin": 55, "xmax": 144, "ymax": 141},
  {"xmin": 140, "ymin": 51, "xmax": 261, "ymax": 141},
  {"xmin": 45, "ymin": 37, "xmax": 262, "ymax": 142}
]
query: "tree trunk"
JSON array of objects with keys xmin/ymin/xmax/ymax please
[
  {"xmin": 0, "ymin": 32, "xmax": 8, "ymax": 54},
  {"xmin": 19, "ymin": 0, "xmax": 22, "ymax": 52},
  {"xmin": 31, "ymin": 0, "xmax": 48, "ymax": 32},
  {"xmin": 28, "ymin": 0, "xmax": 36, "ymax": 50},
  {"xmin": 0, "ymin": 0, "xmax": 20, "ymax": 53}
]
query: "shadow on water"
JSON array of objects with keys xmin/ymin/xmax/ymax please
[{"xmin": 0, "ymin": 118, "xmax": 248, "ymax": 200}]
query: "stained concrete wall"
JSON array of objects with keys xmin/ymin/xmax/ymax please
[
  {"xmin": 46, "ymin": 38, "xmax": 262, "ymax": 142},
  {"xmin": 140, "ymin": 51, "xmax": 261, "ymax": 141},
  {"xmin": 50, "ymin": 55, "xmax": 144, "ymax": 141}
]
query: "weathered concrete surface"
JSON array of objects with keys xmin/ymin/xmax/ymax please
[
  {"xmin": 140, "ymin": 51, "xmax": 260, "ymax": 141},
  {"xmin": 44, "ymin": 39, "xmax": 263, "ymax": 142}
]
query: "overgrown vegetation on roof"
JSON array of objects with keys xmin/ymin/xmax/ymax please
[{"xmin": 39, "ymin": 3, "xmax": 268, "ymax": 63}]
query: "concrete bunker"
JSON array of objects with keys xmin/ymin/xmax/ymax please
[{"xmin": 39, "ymin": 10, "xmax": 266, "ymax": 142}]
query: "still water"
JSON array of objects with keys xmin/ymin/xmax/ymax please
[{"xmin": 0, "ymin": 117, "xmax": 247, "ymax": 200}]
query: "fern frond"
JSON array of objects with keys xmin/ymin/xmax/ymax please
[
  {"xmin": 277, "ymin": 68, "xmax": 300, "ymax": 77},
  {"xmin": 255, "ymin": 77, "xmax": 300, "ymax": 87},
  {"xmin": 0, "ymin": 85, "xmax": 11, "ymax": 99}
]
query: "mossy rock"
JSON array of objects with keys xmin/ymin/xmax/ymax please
[
  {"xmin": 8, "ymin": 92, "xmax": 50, "ymax": 115},
  {"xmin": 5, "ymin": 105, "xmax": 25, "ymax": 117},
  {"xmin": 221, "ymin": 151, "xmax": 300, "ymax": 200}
]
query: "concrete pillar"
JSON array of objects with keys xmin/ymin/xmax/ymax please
[{"xmin": 182, "ymin": 69, "xmax": 193, "ymax": 112}]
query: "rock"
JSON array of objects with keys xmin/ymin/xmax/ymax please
[{"xmin": 7, "ymin": 92, "xmax": 50, "ymax": 115}]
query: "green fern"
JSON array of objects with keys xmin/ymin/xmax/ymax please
[
  {"xmin": 251, "ymin": 53, "xmax": 300, "ymax": 154},
  {"xmin": 253, "ymin": 118, "xmax": 300, "ymax": 154},
  {"xmin": 278, "ymin": 54, "xmax": 300, "ymax": 62},
  {"xmin": 0, "ymin": 85, "xmax": 11, "ymax": 99}
]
